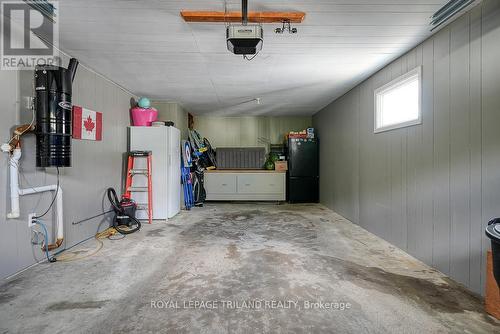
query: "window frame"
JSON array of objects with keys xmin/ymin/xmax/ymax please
[{"xmin": 373, "ymin": 66, "xmax": 422, "ymax": 133}]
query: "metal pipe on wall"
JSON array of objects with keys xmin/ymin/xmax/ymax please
[{"xmin": 242, "ymin": 0, "xmax": 248, "ymax": 25}]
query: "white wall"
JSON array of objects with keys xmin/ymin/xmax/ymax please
[
  {"xmin": 151, "ymin": 101, "xmax": 189, "ymax": 140},
  {"xmin": 313, "ymin": 0, "xmax": 500, "ymax": 296},
  {"xmin": 194, "ymin": 116, "xmax": 312, "ymax": 149},
  {"xmin": 0, "ymin": 55, "xmax": 134, "ymax": 279}
]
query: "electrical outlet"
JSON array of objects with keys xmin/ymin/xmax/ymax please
[{"xmin": 28, "ymin": 213, "xmax": 36, "ymax": 227}]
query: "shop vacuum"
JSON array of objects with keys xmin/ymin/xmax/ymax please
[
  {"xmin": 486, "ymin": 218, "xmax": 500, "ymax": 288},
  {"xmin": 107, "ymin": 188, "xmax": 141, "ymax": 235},
  {"xmin": 35, "ymin": 58, "xmax": 79, "ymax": 167}
]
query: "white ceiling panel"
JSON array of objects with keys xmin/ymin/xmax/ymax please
[{"xmin": 57, "ymin": 0, "xmax": 446, "ymax": 115}]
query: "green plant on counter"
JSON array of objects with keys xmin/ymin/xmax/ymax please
[{"xmin": 264, "ymin": 153, "xmax": 279, "ymax": 170}]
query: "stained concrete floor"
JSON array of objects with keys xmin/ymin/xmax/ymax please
[{"xmin": 0, "ymin": 203, "xmax": 499, "ymax": 333}]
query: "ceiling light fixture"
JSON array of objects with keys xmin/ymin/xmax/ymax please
[
  {"xmin": 275, "ymin": 20, "xmax": 297, "ymax": 34},
  {"xmin": 430, "ymin": 0, "xmax": 480, "ymax": 31},
  {"xmin": 23, "ymin": 0, "xmax": 56, "ymax": 22},
  {"xmin": 235, "ymin": 97, "xmax": 261, "ymax": 106}
]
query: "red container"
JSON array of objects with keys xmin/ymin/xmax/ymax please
[{"xmin": 130, "ymin": 107, "xmax": 158, "ymax": 126}]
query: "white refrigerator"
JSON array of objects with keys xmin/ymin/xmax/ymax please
[{"xmin": 128, "ymin": 126, "xmax": 181, "ymax": 220}]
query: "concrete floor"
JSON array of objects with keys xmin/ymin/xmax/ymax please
[{"xmin": 0, "ymin": 203, "xmax": 499, "ymax": 333}]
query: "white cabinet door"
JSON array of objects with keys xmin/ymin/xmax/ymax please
[
  {"xmin": 167, "ymin": 127, "xmax": 181, "ymax": 218},
  {"xmin": 237, "ymin": 174, "xmax": 284, "ymax": 194},
  {"xmin": 205, "ymin": 174, "xmax": 237, "ymax": 194}
]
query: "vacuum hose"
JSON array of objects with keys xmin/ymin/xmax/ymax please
[{"xmin": 107, "ymin": 188, "xmax": 141, "ymax": 235}]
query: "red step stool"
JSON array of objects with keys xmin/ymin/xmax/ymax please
[{"xmin": 125, "ymin": 151, "xmax": 153, "ymax": 224}]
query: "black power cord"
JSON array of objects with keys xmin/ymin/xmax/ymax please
[
  {"xmin": 34, "ymin": 167, "xmax": 59, "ymax": 219},
  {"xmin": 243, "ymin": 53, "xmax": 258, "ymax": 61}
]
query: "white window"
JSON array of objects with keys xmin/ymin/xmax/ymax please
[{"xmin": 374, "ymin": 66, "xmax": 422, "ymax": 133}]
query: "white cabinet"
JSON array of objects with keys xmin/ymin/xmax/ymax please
[
  {"xmin": 205, "ymin": 171, "xmax": 286, "ymax": 201},
  {"xmin": 205, "ymin": 174, "xmax": 237, "ymax": 194}
]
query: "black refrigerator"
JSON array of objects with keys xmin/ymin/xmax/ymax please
[{"xmin": 287, "ymin": 137, "xmax": 319, "ymax": 203}]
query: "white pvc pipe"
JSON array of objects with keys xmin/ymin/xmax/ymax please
[
  {"xmin": 7, "ymin": 148, "xmax": 21, "ymax": 218},
  {"xmin": 7, "ymin": 148, "xmax": 64, "ymax": 246}
]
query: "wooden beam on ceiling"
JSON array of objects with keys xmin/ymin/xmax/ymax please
[{"xmin": 180, "ymin": 11, "xmax": 306, "ymax": 24}]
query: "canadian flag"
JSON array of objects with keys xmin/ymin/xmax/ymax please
[{"xmin": 73, "ymin": 106, "xmax": 102, "ymax": 141}]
